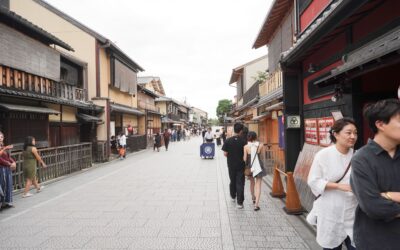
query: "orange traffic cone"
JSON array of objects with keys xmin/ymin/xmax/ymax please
[
  {"xmin": 283, "ymin": 172, "xmax": 304, "ymax": 215},
  {"xmin": 270, "ymin": 167, "xmax": 286, "ymax": 198}
]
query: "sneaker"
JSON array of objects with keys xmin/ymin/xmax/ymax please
[
  {"xmin": 37, "ymin": 185, "xmax": 45, "ymax": 193},
  {"xmin": 236, "ymin": 204, "xmax": 244, "ymax": 209},
  {"xmin": 22, "ymin": 193, "xmax": 33, "ymax": 198}
]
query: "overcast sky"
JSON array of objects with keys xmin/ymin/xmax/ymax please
[{"xmin": 46, "ymin": 0, "xmax": 271, "ymax": 118}]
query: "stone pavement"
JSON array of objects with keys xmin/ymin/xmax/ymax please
[{"xmin": 0, "ymin": 136, "xmax": 319, "ymax": 250}]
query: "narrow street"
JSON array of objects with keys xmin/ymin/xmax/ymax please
[{"xmin": 0, "ymin": 137, "xmax": 318, "ymax": 250}]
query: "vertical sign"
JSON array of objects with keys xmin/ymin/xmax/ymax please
[
  {"xmin": 304, "ymin": 119, "xmax": 318, "ymax": 144},
  {"xmin": 318, "ymin": 117, "xmax": 335, "ymax": 146}
]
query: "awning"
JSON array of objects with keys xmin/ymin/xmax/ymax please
[
  {"xmin": 234, "ymin": 113, "xmax": 247, "ymax": 121},
  {"xmin": 76, "ymin": 113, "xmax": 102, "ymax": 123},
  {"xmin": 161, "ymin": 117, "xmax": 175, "ymax": 124},
  {"xmin": 253, "ymin": 87, "xmax": 283, "ymax": 108},
  {"xmin": 234, "ymin": 96, "xmax": 259, "ymax": 113},
  {"xmin": 0, "ymin": 103, "xmax": 60, "ymax": 114},
  {"xmin": 110, "ymin": 103, "xmax": 144, "ymax": 116},
  {"xmin": 147, "ymin": 110, "xmax": 162, "ymax": 115},
  {"xmin": 314, "ymin": 27, "xmax": 400, "ymax": 86},
  {"xmin": 265, "ymin": 102, "xmax": 284, "ymax": 112},
  {"xmin": 178, "ymin": 106, "xmax": 187, "ymax": 113},
  {"xmin": 252, "ymin": 113, "xmax": 269, "ymax": 121}
]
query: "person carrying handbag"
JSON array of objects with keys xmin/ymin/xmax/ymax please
[
  {"xmin": 243, "ymin": 131, "xmax": 265, "ymax": 211},
  {"xmin": 307, "ymin": 118, "xmax": 358, "ymax": 250}
]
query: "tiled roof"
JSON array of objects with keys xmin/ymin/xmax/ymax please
[{"xmin": 0, "ymin": 87, "xmax": 102, "ymax": 111}]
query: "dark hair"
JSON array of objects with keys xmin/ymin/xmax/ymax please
[
  {"xmin": 247, "ymin": 131, "xmax": 257, "ymax": 142},
  {"xmin": 363, "ymin": 98, "xmax": 400, "ymax": 135},
  {"xmin": 233, "ymin": 123, "xmax": 244, "ymax": 134},
  {"xmin": 23, "ymin": 136, "xmax": 35, "ymax": 150},
  {"xmin": 329, "ymin": 118, "xmax": 356, "ymax": 143}
]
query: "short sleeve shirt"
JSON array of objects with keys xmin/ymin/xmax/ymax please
[{"xmin": 222, "ymin": 135, "xmax": 246, "ymax": 170}]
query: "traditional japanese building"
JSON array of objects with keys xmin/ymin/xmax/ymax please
[
  {"xmin": 228, "ymin": 55, "xmax": 268, "ymax": 134},
  {"xmin": 0, "ymin": 7, "xmax": 102, "ymax": 150},
  {"xmin": 10, "ymin": 0, "xmax": 145, "ymax": 160}
]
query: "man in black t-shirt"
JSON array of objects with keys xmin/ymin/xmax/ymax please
[{"xmin": 222, "ymin": 123, "xmax": 246, "ymax": 208}]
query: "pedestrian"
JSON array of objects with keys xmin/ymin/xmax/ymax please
[
  {"xmin": 204, "ymin": 127, "xmax": 214, "ymax": 143},
  {"xmin": 202, "ymin": 128, "xmax": 206, "ymax": 141},
  {"xmin": 221, "ymin": 128, "xmax": 227, "ymax": 144},
  {"xmin": 307, "ymin": 118, "xmax": 358, "ymax": 250},
  {"xmin": 153, "ymin": 132, "xmax": 161, "ymax": 152},
  {"xmin": 177, "ymin": 128, "xmax": 181, "ymax": 141},
  {"xmin": 350, "ymin": 99, "xmax": 400, "ymax": 250},
  {"xmin": 0, "ymin": 131, "xmax": 16, "ymax": 209},
  {"xmin": 222, "ymin": 123, "xmax": 246, "ymax": 209},
  {"xmin": 110, "ymin": 135, "xmax": 117, "ymax": 154},
  {"xmin": 243, "ymin": 131, "xmax": 265, "ymax": 211},
  {"xmin": 182, "ymin": 129, "xmax": 186, "ymax": 141},
  {"xmin": 163, "ymin": 129, "xmax": 170, "ymax": 151},
  {"xmin": 22, "ymin": 136, "xmax": 47, "ymax": 198},
  {"xmin": 119, "ymin": 132, "xmax": 126, "ymax": 159}
]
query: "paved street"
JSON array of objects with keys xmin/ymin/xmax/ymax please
[{"xmin": 0, "ymin": 136, "xmax": 318, "ymax": 250}]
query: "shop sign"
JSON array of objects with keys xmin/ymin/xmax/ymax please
[
  {"xmin": 304, "ymin": 119, "xmax": 318, "ymax": 144},
  {"xmin": 317, "ymin": 117, "xmax": 334, "ymax": 146},
  {"xmin": 286, "ymin": 115, "xmax": 301, "ymax": 129}
]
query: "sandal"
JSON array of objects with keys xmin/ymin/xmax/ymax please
[{"xmin": 254, "ymin": 206, "xmax": 260, "ymax": 211}]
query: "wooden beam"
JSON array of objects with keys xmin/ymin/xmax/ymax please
[{"xmin": 0, "ymin": 65, "xmax": 2, "ymax": 86}]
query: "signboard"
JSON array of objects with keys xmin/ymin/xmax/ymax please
[
  {"xmin": 331, "ymin": 110, "xmax": 343, "ymax": 121},
  {"xmin": 304, "ymin": 119, "xmax": 318, "ymax": 144},
  {"xmin": 293, "ymin": 143, "xmax": 324, "ymax": 211},
  {"xmin": 286, "ymin": 115, "xmax": 301, "ymax": 128},
  {"xmin": 318, "ymin": 117, "xmax": 334, "ymax": 146}
]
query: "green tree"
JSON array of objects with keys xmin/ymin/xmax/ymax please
[
  {"xmin": 207, "ymin": 118, "xmax": 219, "ymax": 126},
  {"xmin": 216, "ymin": 99, "xmax": 232, "ymax": 123}
]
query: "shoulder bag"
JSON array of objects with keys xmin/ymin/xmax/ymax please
[{"xmin": 244, "ymin": 144, "xmax": 259, "ymax": 177}]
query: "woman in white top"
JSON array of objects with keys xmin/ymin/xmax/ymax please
[
  {"xmin": 243, "ymin": 131, "xmax": 265, "ymax": 211},
  {"xmin": 307, "ymin": 118, "xmax": 358, "ymax": 250}
]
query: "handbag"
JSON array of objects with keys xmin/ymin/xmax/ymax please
[
  {"xmin": 306, "ymin": 161, "xmax": 352, "ymax": 225},
  {"xmin": 244, "ymin": 144, "xmax": 259, "ymax": 176}
]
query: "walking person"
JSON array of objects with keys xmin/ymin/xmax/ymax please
[
  {"xmin": 153, "ymin": 132, "xmax": 161, "ymax": 152},
  {"xmin": 307, "ymin": 118, "xmax": 358, "ymax": 250},
  {"xmin": 204, "ymin": 127, "xmax": 214, "ymax": 143},
  {"xmin": 22, "ymin": 136, "xmax": 47, "ymax": 198},
  {"xmin": 221, "ymin": 128, "xmax": 227, "ymax": 144},
  {"xmin": 243, "ymin": 131, "xmax": 266, "ymax": 211},
  {"xmin": 0, "ymin": 131, "xmax": 15, "ymax": 209},
  {"xmin": 163, "ymin": 129, "xmax": 171, "ymax": 151},
  {"xmin": 222, "ymin": 123, "xmax": 246, "ymax": 209},
  {"xmin": 118, "ymin": 132, "xmax": 127, "ymax": 159},
  {"xmin": 350, "ymin": 99, "xmax": 400, "ymax": 250}
]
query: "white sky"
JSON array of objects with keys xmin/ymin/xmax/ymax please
[{"xmin": 46, "ymin": 0, "xmax": 271, "ymax": 118}]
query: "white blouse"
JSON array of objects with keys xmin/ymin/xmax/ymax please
[{"xmin": 307, "ymin": 145, "xmax": 358, "ymax": 249}]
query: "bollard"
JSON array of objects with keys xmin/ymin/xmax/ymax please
[
  {"xmin": 270, "ymin": 167, "xmax": 286, "ymax": 198},
  {"xmin": 283, "ymin": 172, "xmax": 304, "ymax": 215}
]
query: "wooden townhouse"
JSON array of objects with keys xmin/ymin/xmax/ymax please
[
  {"xmin": 155, "ymin": 96, "xmax": 190, "ymax": 130},
  {"xmin": 228, "ymin": 55, "xmax": 268, "ymax": 135},
  {"xmin": 137, "ymin": 84, "xmax": 162, "ymax": 147},
  {"xmin": 10, "ymin": 0, "xmax": 146, "ymax": 160},
  {"xmin": 0, "ymin": 6, "xmax": 97, "ymax": 189},
  {"xmin": 253, "ymin": 0, "xmax": 296, "ymax": 170}
]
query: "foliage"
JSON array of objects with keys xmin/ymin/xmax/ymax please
[
  {"xmin": 208, "ymin": 118, "xmax": 220, "ymax": 126},
  {"xmin": 216, "ymin": 99, "xmax": 232, "ymax": 123},
  {"xmin": 252, "ymin": 70, "xmax": 269, "ymax": 84}
]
